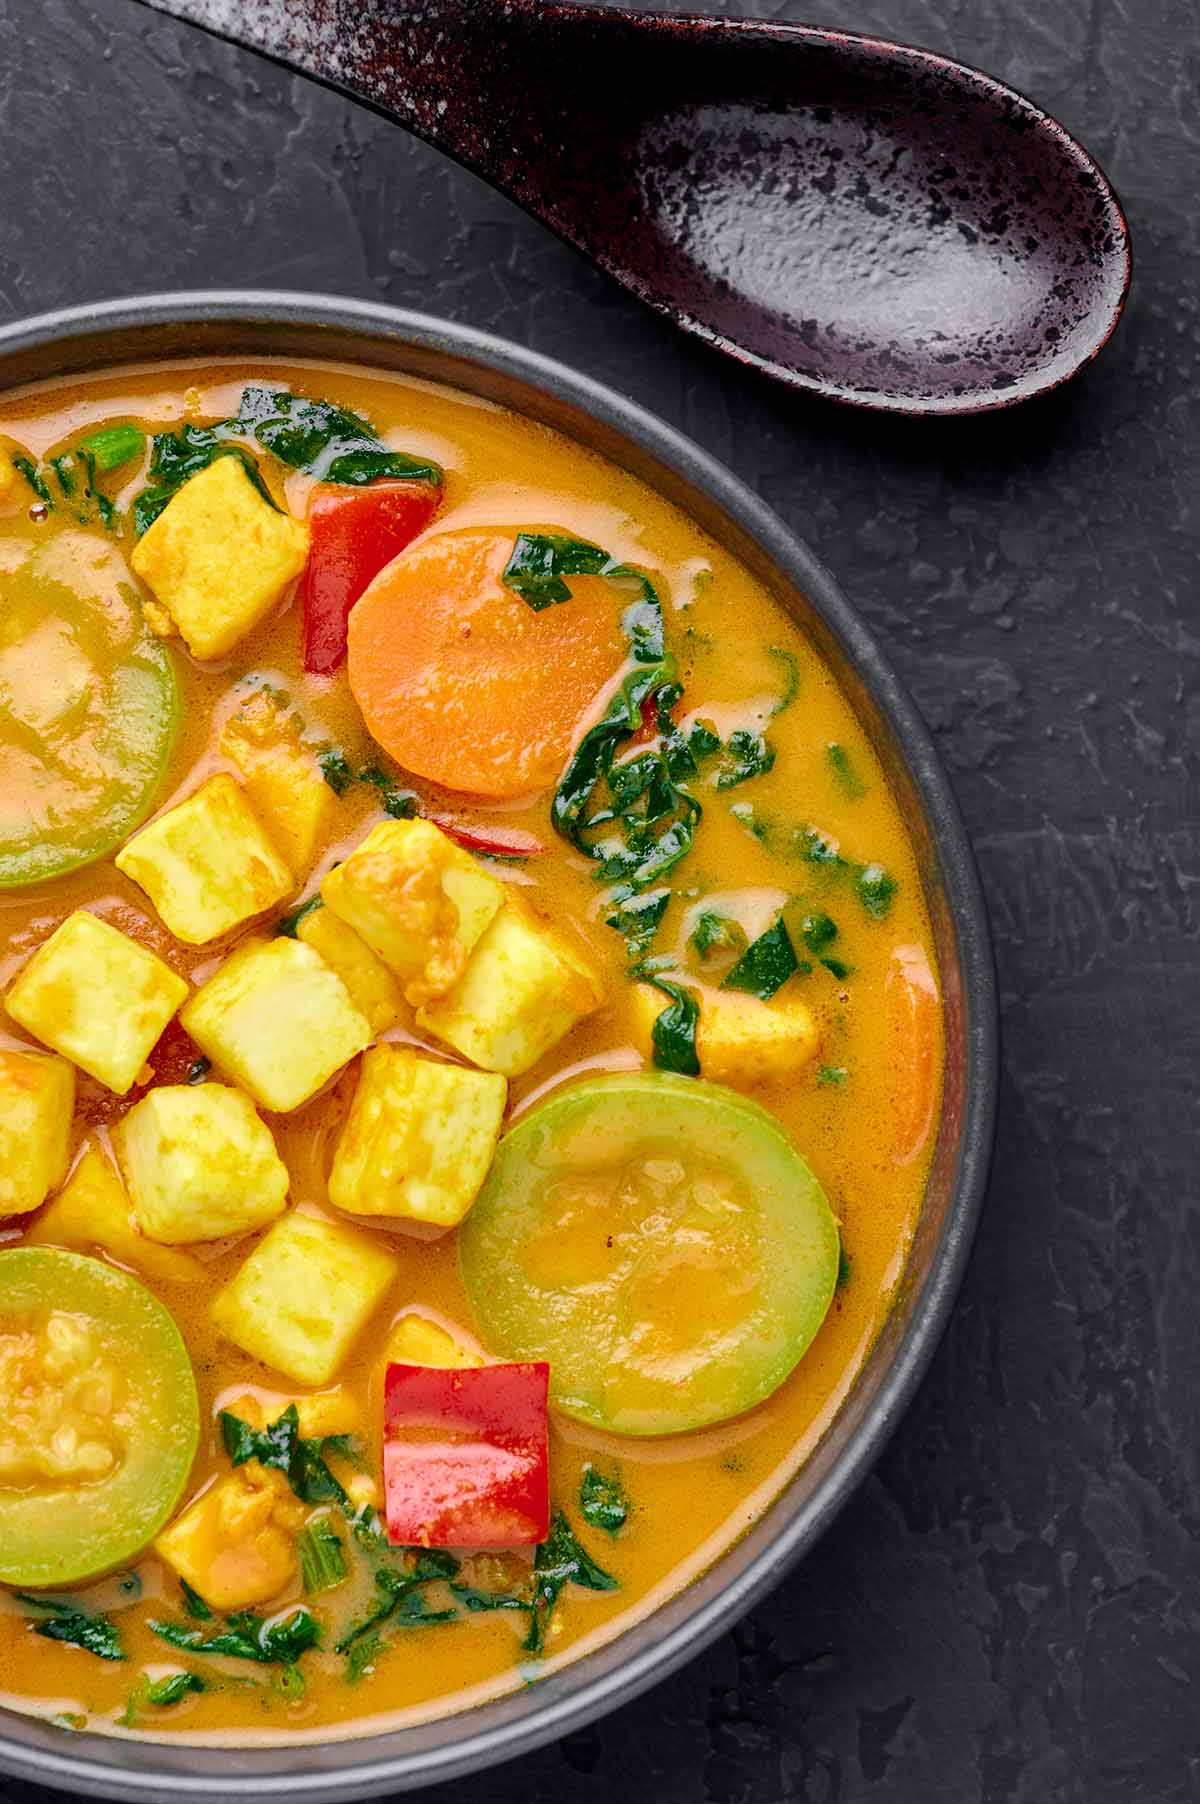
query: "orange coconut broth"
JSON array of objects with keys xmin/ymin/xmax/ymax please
[{"xmin": 0, "ymin": 360, "xmax": 940, "ymax": 1741}]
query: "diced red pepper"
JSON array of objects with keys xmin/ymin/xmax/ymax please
[
  {"xmin": 429, "ymin": 816, "xmax": 546, "ymax": 860},
  {"xmin": 302, "ymin": 481, "xmax": 440, "ymax": 675},
  {"xmin": 383, "ymin": 1361, "xmax": 550, "ymax": 1549}
]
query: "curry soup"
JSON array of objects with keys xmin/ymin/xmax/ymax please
[{"xmin": 0, "ymin": 360, "xmax": 941, "ymax": 1741}]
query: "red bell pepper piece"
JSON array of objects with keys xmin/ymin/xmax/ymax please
[
  {"xmin": 383, "ymin": 1361, "xmax": 550, "ymax": 1549},
  {"xmin": 428, "ymin": 816, "xmax": 546, "ymax": 860},
  {"xmin": 302, "ymin": 481, "xmax": 440, "ymax": 676}
]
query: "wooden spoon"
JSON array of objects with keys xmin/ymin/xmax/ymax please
[{"xmin": 128, "ymin": 0, "xmax": 1132, "ymax": 414}]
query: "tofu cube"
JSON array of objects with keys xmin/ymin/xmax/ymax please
[
  {"xmin": 130, "ymin": 454, "xmax": 310, "ymax": 661},
  {"xmin": 211, "ymin": 1210, "xmax": 398, "ymax": 1385},
  {"xmin": 632, "ymin": 982, "xmax": 820, "ymax": 1088},
  {"xmin": 384, "ymin": 1313, "xmax": 484, "ymax": 1370},
  {"xmin": 0, "ymin": 1051, "xmax": 74, "ymax": 1216},
  {"xmin": 224, "ymin": 1387, "xmax": 362, "ymax": 1441},
  {"xmin": 219, "ymin": 689, "xmax": 334, "ymax": 878},
  {"xmin": 321, "ymin": 819, "xmax": 504, "ymax": 1007},
  {"xmin": 417, "ymin": 897, "xmax": 604, "ymax": 1077},
  {"xmin": 26, "ymin": 1144, "xmax": 203, "ymax": 1282},
  {"xmin": 113, "ymin": 1083, "xmax": 289, "ymax": 1244},
  {"xmin": 6, "ymin": 910, "xmax": 188, "ymax": 1094},
  {"xmin": 116, "ymin": 774, "xmax": 295, "ymax": 946},
  {"xmin": 328, "ymin": 1045, "xmax": 506, "ymax": 1228},
  {"xmin": 296, "ymin": 904, "xmax": 405, "ymax": 1038},
  {"xmin": 156, "ymin": 1464, "xmax": 305, "ymax": 1613},
  {"xmin": 181, "ymin": 936, "xmax": 371, "ymax": 1113}
]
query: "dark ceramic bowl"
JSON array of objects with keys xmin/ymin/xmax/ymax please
[{"xmin": 0, "ymin": 294, "xmax": 997, "ymax": 1802}]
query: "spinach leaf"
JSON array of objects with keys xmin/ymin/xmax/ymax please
[
  {"xmin": 794, "ymin": 823, "xmax": 843, "ymax": 867},
  {"xmin": 12, "ymin": 453, "xmax": 53, "ymax": 505},
  {"xmin": 854, "ymin": 862, "xmax": 897, "ymax": 920},
  {"xmin": 335, "ymin": 1569, "xmax": 455, "ymax": 1655},
  {"xmin": 826, "ymin": 742, "xmax": 865, "ymax": 799},
  {"xmin": 501, "ymin": 533, "xmax": 614, "ymax": 610},
  {"xmin": 275, "ymin": 894, "xmax": 324, "ymax": 939},
  {"xmin": 150, "ymin": 1607, "xmax": 320, "ymax": 1666},
  {"xmin": 800, "ymin": 912, "xmax": 853, "ymax": 981},
  {"xmin": 318, "ymin": 749, "xmax": 354, "ymax": 796},
  {"xmin": 297, "ymin": 1518, "xmax": 347, "ymax": 1595},
  {"xmin": 525, "ymin": 1512, "xmax": 618, "ymax": 1657},
  {"xmin": 146, "ymin": 1671, "xmax": 204, "ymax": 1707},
  {"xmin": 235, "ymin": 386, "xmax": 441, "ymax": 487},
  {"xmin": 579, "ymin": 1465, "xmax": 629, "ymax": 1535},
  {"xmin": 15, "ymin": 1594, "xmax": 124, "ymax": 1663},
  {"xmin": 633, "ymin": 970, "xmax": 700, "ymax": 1077},
  {"xmin": 605, "ymin": 887, "xmax": 671, "ymax": 960},
  {"xmin": 818, "ymin": 1065, "xmax": 849, "ymax": 1087},
  {"xmin": 837, "ymin": 1246, "xmax": 852, "ymax": 1290},
  {"xmin": 767, "ymin": 645, "xmax": 800, "ymax": 716},
  {"xmin": 721, "ymin": 917, "xmax": 801, "ymax": 1000},
  {"xmin": 689, "ymin": 911, "xmax": 747, "ymax": 961},
  {"xmin": 713, "ymin": 728, "xmax": 775, "ymax": 791},
  {"xmin": 219, "ymin": 1404, "xmax": 350, "ymax": 1509},
  {"xmin": 360, "ymin": 764, "xmax": 421, "ymax": 820},
  {"xmin": 449, "ymin": 1582, "xmax": 531, "ymax": 1616},
  {"xmin": 132, "ymin": 436, "xmax": 273, "ymax": 537},
  {"xmin": 686, "ymin": 719, "xmax": 722, "ymax": 761},
  {"xmin": 346, "ymin": 1635, "xmax": 385, "ymax": 1682},
  {"xmin": 730, "ymin": 801, "xmax": 769, "ymax": 842},
  {"xmin": 180, "ymin": 1580, "xmax": 213, "ymax": 1620}
]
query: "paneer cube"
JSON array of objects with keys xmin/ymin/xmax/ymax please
[
  {"xmin": 211, "ymin": 1210, "xmax": 398, "ymax": 1386},
  {"xmin": 116, "ymin": 774, "xmax": 295, "ymax": 946},
  {"xmin": 296, "ymin": 904, "xmax": 404, "ymax": 1037},
  {"xmin": 219, "ymin": 689, "xmax": 334, "ymax": 877},
  {"xmin": 6, "ymin": 910, "xmax": 188, "ymax": 1094},
  {"xmin": 113, "ymin": 1083, "xmax": 289, "ymax": 1244},
  {"xmin": 417, "ymin": 897, "xmax": 604, "ymax": 1078},
  {"xmin": 632, "ymin": 982, "xmax": 820, "ymax": 1087},
  {"xmin": 26, "ymin": 1144, "xmax": 203, "ymax": 1282},
  {"xmin": 321, "ymin": 819, "xmax": 504, "ymax": 1007},
  {"xmin": 130, "ymin": 454, "xmax": 310, "ymax": 661},
  {"xmin": 328, "ymin": 1045, "xmax": 506, "ymax": 1228},
  {"xmin": 156, "ymin": 1463, "xmax": 306, "ymax": 1612},
  {"xmin": 385, "ymin": 1312, "xmax": 485, "ymax": 1370},
  {"xmin": 224, "ymin": 1387, "xmax": 362, "ymax": 1441},
  {"xmin": 0, "ymin": 1051, "xmax": 74, "ymax": 1216},
  {"xmin": 181, "ymin": 936, "xmax": 371, "ymax": 1113}
]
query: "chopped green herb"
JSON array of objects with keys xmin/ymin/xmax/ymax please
[
  {"xmin": 794, "ymin": 823, "xmax": 844, "ymax": 867},
  {"xmin": 150, "ymin": 1607, "xmax": 320, "ymax": 1667},
  {"xmin": 275, "ymin": 895, "xmax": 324, "ymax": 939},
  {"xmin": 799, "ymin": 912, "xmax": 853, "ymax": 981},
  {"xmin": 318, "ymin": 749, "xmax": 354, "ymax": 796},
  {"xmin": 605, "ymin": 888, "xmax": 670, "ymax": 960},
  {"xmin": 818, "ymin": 1065, "xmax": 849, "ymax": 1087},
  {"xmin": 78, "ymin": 424, "xmax": 145, "ymax": 473},
  {"xmin": 346, "ymin": 1635, "xmax": 385, "ymax": 1683},
  {"xmin": 360, "ymin": 764, "xmax": 421, "ymax": 819},
  {"xmin": 335, "ymin": 1569, "xmax": 455, "ymax": 1655},
  {"xmin": 687, "ymin": 718, "xmax": 722, "ymax": 761},
  {"xmin": 837, "ymin": 1245, "xmax": 852, "ymax": 1290},
  {"xmin": 826, "ymin": 742, "xmax": 865, "ymax": 799},
  {"xmin": 450, "ymin": 1581, "xmax": 531, "ymax": 1616},
  {"xmin": 146, "ymin": 1671, "xmax": 204, "ymax": 1707},
  {"xmin": 180, "ymin": 1580, "xmax": 213, "ymax": 1621},
  {"xmin": 271, "ymin": 1663, "xmax": 306, "ymax": 1701},
  {"xmin": 525, "ymin": 1512, "xmax": 617, "ymax": 1657},
  {"xmin": 689, "ymin": 910, "xmax": 748, "ymax": 961},
  {"xmin": 730, "ymin": 801, "xmax": 768, "ymax": 842},
  {"xmin": 822, "ymin": 956, "xmax": 852, "ymax": 981},
  {"xmin": 185, "ymin": 1057, "xmax": 211, "ymax": 1085},
  {"xmin": 15, "ymin": 1595, "xmax": 124, "ymax": 1663},
  {"xmin": 297, "ymin": 1518, "xmax": 347, "ymax": 1596},
  {"xmin": 579, "ymin": 1465, "xmax": 629, "ymax": 1535},
  {"xmin": 12, "ymin": 453, "xmax": 52, "ymax": 505},
  {"xmin": 767, "ymin": 645, "xmax": 801, "ymax": 716},
  {"xmin": 854, "ymin": 862, "xmax": 897, "ymax": 920},
  {"xmin": 712, "ymin": 728, "xmax": 775, "ymax": 791},
  {"xmin": 219, "ymin": 1405, "xmax": 350, "ymax": 1509},
  {"xmin": 721, "ymin": 916, "xmax": 801, "ymax": 1001}
]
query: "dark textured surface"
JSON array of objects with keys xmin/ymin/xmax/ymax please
[{"xmin": 0, "ymin": 0, "xmax": 1195, "ymax": 1799}]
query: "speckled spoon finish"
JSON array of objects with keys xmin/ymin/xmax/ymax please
[{"xmin": 129, "ymin": 0, "xmax": 1130, "ymax": 413}]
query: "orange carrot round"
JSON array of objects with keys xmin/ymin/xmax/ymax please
[{"xmin": 347, "ymin": 528, "xmax": 627, "ymax": 799}]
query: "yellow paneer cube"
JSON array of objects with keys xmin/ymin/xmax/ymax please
[
  {"xmin": 156, "ymin": 1463, "xmax": 306, "ymax": 1612},
  {"xmin": 181, "ymin": 936, "xmax": 371, "ymax": 1114},
  {"xmin": 296, "ymin": 904, "xmax": 405, "ymax": 1038},
  {"xmin": 224, "ymin": 1388, "xmax": 362, "ymax": 1440},
  {"xmin": 328, "ymin": 1045, "xmax": 506, "ymax": 1228},
  {"xmin": 211, "ymin": 1210, "xmax": 398, "ymax": 1386},
  {"xmin": 321, "ymin": 818, "xmax": 504, "ymax": 1008},
  {"xmin": 384, "ymin": 1313, "xmax": 485, "ymax": 1370},
  {"xmin": 116, "ymin": 774, "xmax": 294, "ymax": 946},
  {"xmin": 417, "ymin": 896, "xmax": 604, "ymax": 1078},
  {"xmin": 632, "ymin": 982, "xmax": 820, "ymax": 1087},
  {"xmin": 113, "ymin": 1083, "xmax": 289, "ymax": 1244},
  {"xmin": 26, "ymin": 1144, "xmax": 203, "ymax": 1282},
  {"xmin": 130, "ymin": 454, "xmax": 310, "ymax": 661},
  {"xmin": 219, "ymin": 689, "xmax": 334, "ymax": 877},
  {"xmin": 6, "ymin": 910, "xmax": 188, "ymax": 1094},
  {"xmin": 0, "ymin": 1051, "xmax": 74, "ymax": 1216}
]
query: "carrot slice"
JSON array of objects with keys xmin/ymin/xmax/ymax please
[
  {"xmin": 347, "ymin": 528, "xmax": 627, "ymax": 799},
  {"xmin": 886, "ymin": 943, "xmax": 941, "ymax": 1167}
]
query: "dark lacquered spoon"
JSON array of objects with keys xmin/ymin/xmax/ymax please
[{"xmin": 129, "ymin": 0, "xmax": 1130, "ymax": 414}]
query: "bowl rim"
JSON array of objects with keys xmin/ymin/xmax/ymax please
[{"xmin": 0, "ymin": 291, "xmax": 998, "ymax": 1802}]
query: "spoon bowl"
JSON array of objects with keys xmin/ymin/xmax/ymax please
[{"xmin": 129, "ymin": 0, "xmax": 1131, "ymax": 412}]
